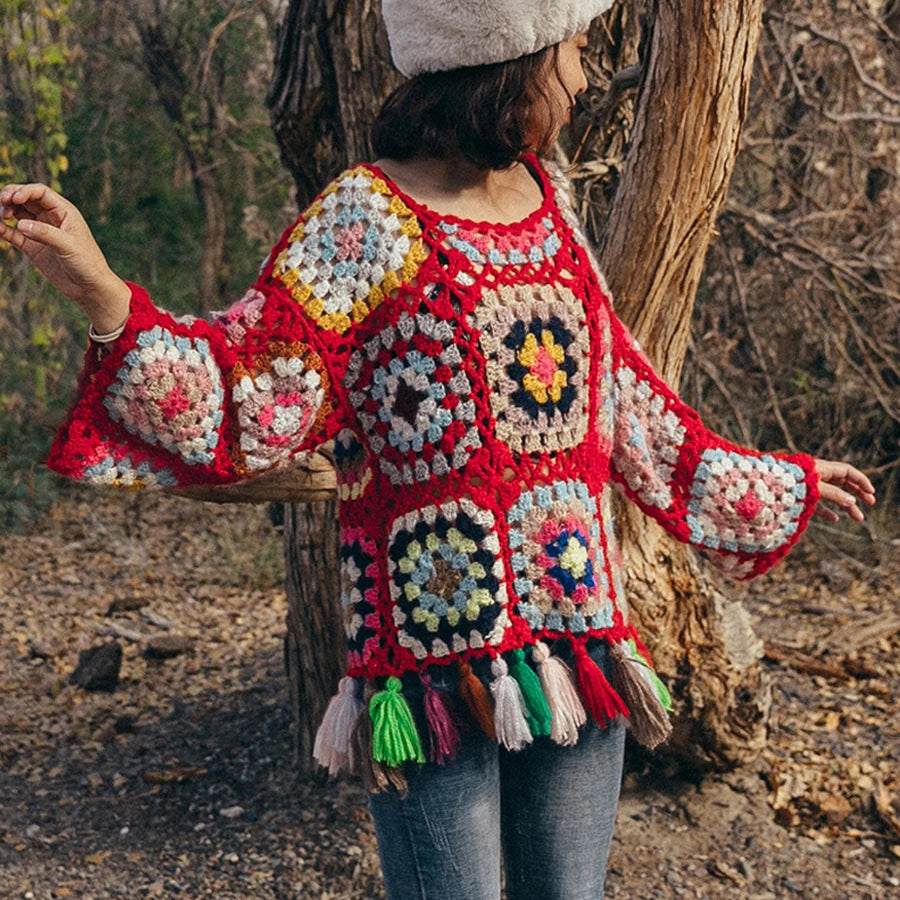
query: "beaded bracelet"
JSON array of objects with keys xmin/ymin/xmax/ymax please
[{"xmin": 88, "ymin": 318, "xmax": 129, "ymax": 343}]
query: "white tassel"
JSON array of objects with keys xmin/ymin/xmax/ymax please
[
  {"xmin": 532, "ymin": 641, "xmax": 586, "ymax": 747},
  {"xmin": 490, "ymin": 657, "xmax": 533, "ymax": 751},
  {"xmin": 313, "ymin": 677, "xmax": 363, "ymax": 776}
]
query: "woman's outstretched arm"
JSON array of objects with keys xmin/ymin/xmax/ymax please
[
  {"xmin": 1, "ymin": 180, "xmax": 344, "ymax": 490},
  {"xmin": 0, "ymin": 182, "xmax": 131, "ymax": 333}
]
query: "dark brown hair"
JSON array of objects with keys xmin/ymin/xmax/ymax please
[{"xmin": 372, "ymin": 46, "xmax": 569, "ymax": 171}]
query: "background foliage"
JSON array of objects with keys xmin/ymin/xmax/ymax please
[{"xmin": 0, "ymin": 0, "xmax": 897, "ymax": 532}]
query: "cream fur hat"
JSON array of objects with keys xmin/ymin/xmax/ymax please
[{"xmin": 382, "ymin": 0, "xmax": 615, "ymax": 77}]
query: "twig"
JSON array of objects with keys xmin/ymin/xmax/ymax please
[
  {"xmin": 763, "ymin": 642, "xmax": 850, "ymax": 680},
  {"xmin": 722, "ymin": 241, "xmax": 798, "ymax": 451},
  {"xmin": 766, "ymin": 12, "xmax": 900, "ymax": 106}
]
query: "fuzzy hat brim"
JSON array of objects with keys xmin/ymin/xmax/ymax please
[{"xmin": 382, "ymin": 0, "xmax": 615, "ymax": 77}]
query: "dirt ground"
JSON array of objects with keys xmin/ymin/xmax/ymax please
[{"xmin": 1, "ymin": 489, "xmax": 897, "ymax": 899}]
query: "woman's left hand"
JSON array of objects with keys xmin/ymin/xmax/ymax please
[{"xmin": 813, "ymin": 459, "xmax": 876, "ymax": 523}]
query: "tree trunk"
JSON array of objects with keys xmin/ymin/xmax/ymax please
[
  {"xmin": 594, "ymin": 0, "xmax": 769, "ymax": 768},
  {"xmin": 268, "ymin": 0, "xmax": 771, "ymax": 772},
  {"xmin": 267, "ymin": 0, "xmax": 398, "ymax": 773},
  {"xmin": 283, "ymin": 501, "xmax": 344, "ymax": 768}
]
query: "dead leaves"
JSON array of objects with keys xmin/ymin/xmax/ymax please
[
  {"xmin": 732, "ymin": 547, "xmax": 900, "ymax": 850},
  {"xmin": 142, "ymin": 766, "xmax": 208, "ymax": 785}
]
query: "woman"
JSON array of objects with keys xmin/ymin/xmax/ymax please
[{"xmin": 0, "ymin": 1, "xmax": 875, "ymax": 897}]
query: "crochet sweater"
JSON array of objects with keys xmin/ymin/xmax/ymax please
[{"xmin": 48, "ymin": 158, "xmax": 819, "ymax": 769}]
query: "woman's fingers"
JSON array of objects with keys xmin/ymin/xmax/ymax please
[
  {"xmin": 0, "ymin": 183, "xmax": 70, "ymax": 226},
  {"xmin": 815, "ymin": 482, "xmax": 863, "ymax": 522},
  {"xmin": 13, "ymin": 216, "xmax": 74, "ymax": 251},
  {"xmin": 813, "ymin": 458, "xmax": 877, "ymax": 523}
]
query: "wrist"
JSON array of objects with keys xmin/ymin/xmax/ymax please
[{"xmin": 82, "ymin": 275, "xmax": 132, "ymax": 334}]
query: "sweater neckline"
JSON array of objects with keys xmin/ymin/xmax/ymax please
[{"xmin": 363, "ymin": 155, "xmax": 555, "ymax": 233}]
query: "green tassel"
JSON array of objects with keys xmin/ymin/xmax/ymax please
[
  {"xmin": 628, "ymin": 639, "xmax": 672, "ymax": 711},
  {"xmin": 509, "ymin": 649, "xmax": 552, "ymax": 737},
  {"xmin": 369, "ymin": 676, "xmax": 425, "ymax": 767}
]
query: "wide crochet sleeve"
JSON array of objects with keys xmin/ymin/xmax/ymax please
[
  {"xmin": 607, "ymin": 314, "xmax": 819, "ymax": 579},
  {"xmin": 45, "ymin": 169, "xmax": 403, "ymax": 490}
]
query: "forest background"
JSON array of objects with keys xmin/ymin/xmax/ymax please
[{"xmin": 0, "ymin": 0, "xmax": 897, "ymax": 534}]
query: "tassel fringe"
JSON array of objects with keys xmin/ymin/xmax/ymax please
[
  {"xmin": 508, "ymin": 648, "xmax": 552, "ymax": 737},
  {"xmin": 350, "ymin": 682, "xmax": 407, "ymax": 794},
  {"xmin": 370, "ymin": 675, "xmax": 425, "ymax": 767},
  {"xmin": 422, "ymin": 674, "xmax": 461, "ymax": 765},
  {"xmin": 490, "ymin": 657, "xmax": 533, "ymax": 750},
  {"xmin": 610, "ymin": 641, "xmax": 673, "ymax": 750},
  {"xmin": 572, "ymin": 641, "xmax": 629, "ymax": 727},
  {"xmin": 458, "ymin": 660, "xmax": 496, "ymax": 740},
  {"xmin": 313, "ymin": 676, "xmax": 362, "ymax": 776},
  {"xmin": 532, "ymin": 641, "xmax": 586, "ymax": 746}
]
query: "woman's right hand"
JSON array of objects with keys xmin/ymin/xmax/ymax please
[{"xmin": 0, "ymin": 182, "xmax": 131, "ymax": 333}]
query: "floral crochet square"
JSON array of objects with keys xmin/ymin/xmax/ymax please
[
  {"xmin": 228, "ymin": 341, "xmax": 328, "ymax": 475},
  {"xmin": 273, "ymin": 168, "xmax": 426, "ymax": 334},
  {"xmin": 387, "ymin": 498, "xmax": 509, "ymax": 661},
  {"xmin": 79, "ymin": 445, "xmax": 178, "ymax": 489},
  {"xmin": 612, "ymin": 366, "xmax": 686, "ymax": 509},
  {"xmin": 471, "ymin": 283, "xmax": 590, "ymax": 455},
  {"xmin": 507, "ymin": 479, "xmax": 613, "ymax": 634},
  {"xmin": 103, "ymin": 326, "xmax": 224, "ymax": 467},
  {"xmin": 687, "ymin": 450, "xmax": 808, "ymax": 553},
  {"xmin": 344, "ymin": 309, "xmax": 482, "ymax": 485}
]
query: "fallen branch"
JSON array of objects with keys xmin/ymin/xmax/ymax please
[{"xmin": 763, "ymin": 643, "xmax": 850, "ymax": 680}]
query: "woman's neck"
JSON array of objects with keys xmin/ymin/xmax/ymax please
[{"xmin": 373, "ymin": 154, "xmax": 544, "ymax": 224}]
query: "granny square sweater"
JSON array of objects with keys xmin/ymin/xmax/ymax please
[{"xmin": 48, "ymin": 157, "xmax": 819, "ymax": 772}]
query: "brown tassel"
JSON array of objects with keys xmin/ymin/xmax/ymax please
[
  {"xmin": 349, "ymin": 682, "xmax": 408, "ymax": 794},
  {"xmin": 609, "ymin": 642, "xmax": 673, "ymax": 750},
  {"xmin": 457, "ymin": 660, "xmax": 496, "ymax": 740}
]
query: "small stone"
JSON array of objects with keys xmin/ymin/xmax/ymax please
[
  {"xmin": 29, "ymin": 640, "xmax": 53, "ymax": 659},
  {"xmin": 818, "ymin": 559, "xmax": 853, "ymax": 592},
  {"xmin": 144, "ymin": 635, "xmax": 193, "ymax": 659},
  {"xmin": 818, "ymin": 794, "xmax": 852, "ymax": 825},
  {"xmin": 69, "ymin": 642, "xmax": 122, "ymax": 692},
  {"xmin": 114, "ymin": 715, "xmax": 136, "ymax": 734},
  {"xmin": 25, "ymin": 825, "xmax": 40, "ymax": 839},
  {"xmin": 220, "ymin": 806, "xmax": 244, "ymax": 819},
  {"xmin": 106, "ymin": 595, "xmax": 145, "ymax": 614},
  {"xmin": 119, "ymin": 826, "xmax": 129, "ymax": 836}
]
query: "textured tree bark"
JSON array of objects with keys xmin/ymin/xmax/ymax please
[
  {"xmin": 595, "ymin": 0, "xmax": 770, "ymax": 768},
  {"xmin": 267, "ymin": 0, "xmax": 398, "ymax": 772},
  {"xmin": 282, "ymin": 501, "xmax": 344, "ymax": 768},
  {"xmin": 267, "ymin": 0, "xmax": 771, "ymax": 771}
]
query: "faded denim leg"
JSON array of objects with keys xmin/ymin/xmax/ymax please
[
  {"xmin": 368, "ymin": 727, "xmax": 502, "ymax": 900},
  {"xmin": 499, "ymin": 717, "xmax": 625, "ymax": 900}
]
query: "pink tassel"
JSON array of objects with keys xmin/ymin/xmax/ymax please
[
  {"xmin": 313, "ymin": 676, "xmax": 363, "ymax": 776},
  {"xmin": 531, "ymin": 641, "xmax": 586, "ymax": 746},
  {"xmin": 422, "ymin": 673, "xmax": 461, "ymax": 765},
  {"xmin": 572, "ymin": 641, "xmax": 629, "ymax": 727}
]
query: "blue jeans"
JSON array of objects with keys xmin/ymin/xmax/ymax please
[{"xmin": 368, "ymin": 646, "xmax": 626, "ymax": 900}]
